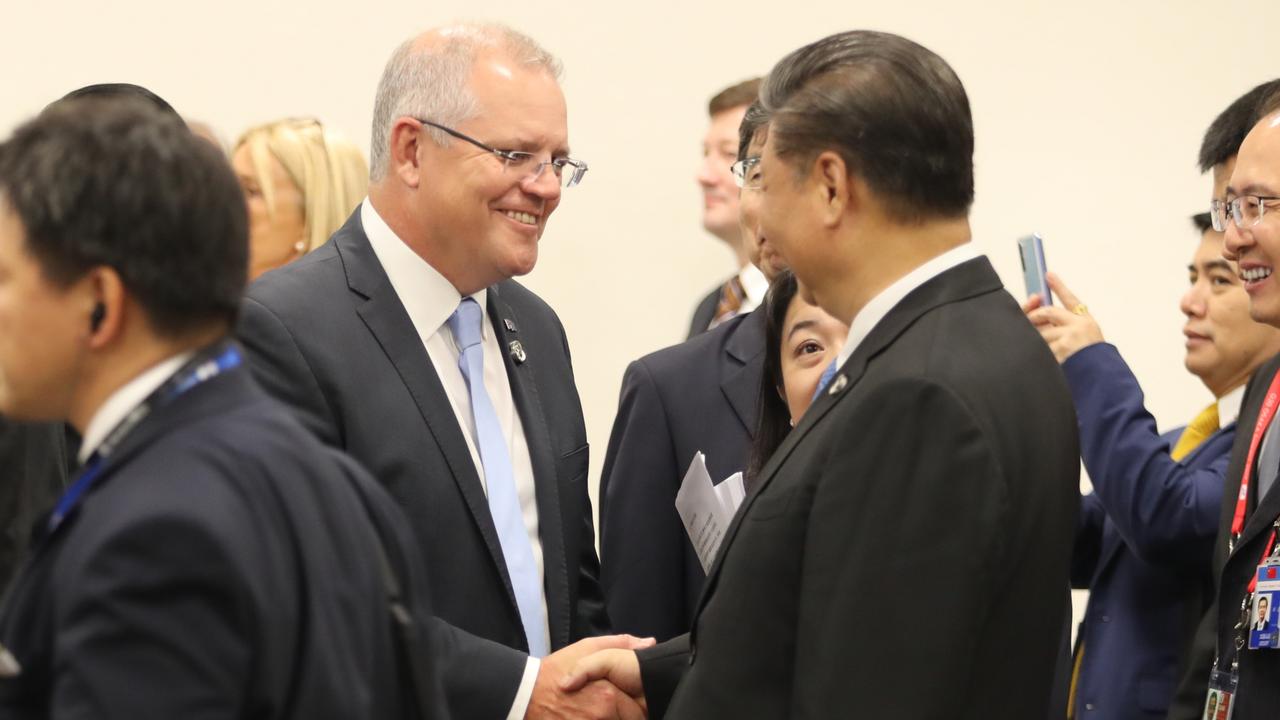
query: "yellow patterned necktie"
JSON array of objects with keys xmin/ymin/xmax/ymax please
[{"xmin": 1171, "ymin": 403, "xmax": 1220, "ymax": 461}]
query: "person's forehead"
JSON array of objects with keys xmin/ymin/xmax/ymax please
[
  {"xmin": 1232, "ymin": 117, "xmax": 1280, "ymax": 191},
  {"xmin": 706, "ymin": 106, "xmax": 748, "ymax": 140}
]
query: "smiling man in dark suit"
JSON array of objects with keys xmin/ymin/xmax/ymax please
[
  {"xmin": 237, "ymin": 22, "xmax": 645, "ymax": 720},
  {"xmin": 563, "ymin": 30, "xmax": 1080, "ymax": 719}
]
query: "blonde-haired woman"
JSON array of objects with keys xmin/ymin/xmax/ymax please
[{"xmin": 232, "ymin": 118, "xmax": 367, "ymax": 280}]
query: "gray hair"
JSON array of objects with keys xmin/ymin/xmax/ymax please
[{"xmin": 369, "ymin": 22, "xmax": 563, "ymax": 181}]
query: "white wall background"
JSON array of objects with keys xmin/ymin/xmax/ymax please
[{"xmin": 7, "ymin": 0, "xmax": 1280, "ymax": 629}]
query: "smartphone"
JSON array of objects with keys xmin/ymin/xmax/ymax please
[{"xmin": 1017, "ymin": 233, "xmax": 1051, "ymax": 305}]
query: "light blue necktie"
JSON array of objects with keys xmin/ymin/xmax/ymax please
[
  {"xmin": 449, "ymin": 297, "xmax": 547, "ymax": 657},
  {"xmin": 812, "ymin": 359, "xmax": 838, "ymax": 402}
]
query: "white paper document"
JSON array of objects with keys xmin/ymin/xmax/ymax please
[{"xmin": 675, "ymin": 452, "xmax": 747, "ymax": 573}]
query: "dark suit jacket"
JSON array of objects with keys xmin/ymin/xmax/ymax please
[
  {"xmin": 638, "ymin": 257, "xmax": 1080, "ymax": 719},
  {"xmin": 0, "ymin": 359, "xmax": 448, "ymax": 720},
  {"xmin": 0, "ymin": 420, "xmax": 71, "ymax": 590},
  {"xmin": 599, "ymin": 310, "xmax": 765, "ymax": 640},
  {"xmin": 1168, "ymin": 353, "xmax": 1280, "ymax": 719},
  {"xmin": 1062, "ymin": 344, "xmax": 1229, "ymax": 719},
  {"xmin": 236, "ymin": 208, "xmax": 608, "ymax": 707},
  {"xmin": 686, "ymin": 282, "xmax": 723, "ymax": 339}
]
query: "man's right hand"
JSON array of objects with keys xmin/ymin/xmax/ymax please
[
  {"xmin": 1023, "ymin": 272, "xmax": 1105, "ymax": 364},
  {"xmin": 525, "ymin": 635, "xmax": 653, "ymax": 720}
]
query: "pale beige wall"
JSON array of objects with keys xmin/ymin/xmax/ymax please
[{"xmin": 7, "ymin": 0, "xmax": 1280, "ymax": 632}]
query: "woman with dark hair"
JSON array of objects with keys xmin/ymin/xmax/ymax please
[{"xmin": 746, "ymin": 270, "xmax": 846, "ymax": 481}]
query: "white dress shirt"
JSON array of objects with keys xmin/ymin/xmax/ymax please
[
  {"xmin": 362, "ymin": 199, "xmax": 542, "ymax": 718},
  {"xmin": 834, "ymin": 244, "xmax": 981, "ymax": 369},
  {"xmin": 1219, "ymin": 384, "xmax": 1246, "ymax": 430},
  {"xmin": 738, "ymin": 263, "xmax": 769, "ymax": 316}
]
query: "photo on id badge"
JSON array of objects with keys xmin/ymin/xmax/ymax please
[{"xmin": 1248, "ymin": 558, "xmax": 1280, "ymax": 649}]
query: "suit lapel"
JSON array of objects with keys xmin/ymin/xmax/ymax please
[
  {"xmin": 487, "ymin": 284, "xmax": 571, "ymax": 649},
  {"xmin": 720, "ymin": 310, "xmax": 766, "ymax": 434},
  {"xmin": 693, "ymin": 258, "xmax": 1005, "ymax": 621},
  {"xmin": 334, "ymin": 216, "xmax": 518, "ymax": 608}
]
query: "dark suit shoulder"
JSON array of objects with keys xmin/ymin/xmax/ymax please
[
  {"xmin": 245, "ymin": 241, "xmax": 345, "ymax": 312},
  {"xmin": 636, "ymin": 311, "xmax": 757, "ymax": 378}
]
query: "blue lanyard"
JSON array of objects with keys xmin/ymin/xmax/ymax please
[{"xmin": 47, "ymin": 343, "xmax": 242, "ymax": 536}]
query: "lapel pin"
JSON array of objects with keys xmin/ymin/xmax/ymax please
[
  {"xmin": 503, "ymin": 319, "xmax": 517, "ymax": 333},
  {"xmin": 827, "ymin": 374, "xmax": 848, "ymax": 395},
  {"xmin": 509, "ymin": 340, "xmax": 527, "ymax": 364}
]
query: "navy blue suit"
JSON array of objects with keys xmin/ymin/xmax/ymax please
[
  {"xmin": 1064, "ymin": 344, "xmax": 1229, "ymax": 719},
  {"xmin": 599, "ymin": 310, "xmax": 764, "ymax": 641}
]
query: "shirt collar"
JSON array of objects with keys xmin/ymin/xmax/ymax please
[
  {"xmin": 361, "ymin": 198, "xmax": 488, "ymax": 346},
  {"xmin": 1218, "ymin": 383, "xmax": 1246, "ymax": 428},
  {"xmin": 78, "ymin": 352, "xmax": 193, "ymax": 463},
  {"xmin": 835, "ymin": 243, "xmax": 981, "ymax": 369},
  {"xmin": 739, "ymin": 263, "xmax": 769, "ymax": 313}
]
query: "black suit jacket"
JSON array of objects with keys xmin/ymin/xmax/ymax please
[
  {"xmin": 599, "ymin": 310, "xmax": 764, "ymax": 640},
  {"xmin": 686, "ymin": 282, "xmax": 723, "ymax": 340},
  {"xmin": 1169, "ymin": 353, "xmax": 1280, "ymax": 719},
  {"xmin": 638, "ymin": 258, "xmax": 1080, "ymax": 719},
  {"xmin": 0, "ymin": 420, "xmax": 71, "ymax": 590},
  {"xmin": 0, "ymin": 359, "xmax": 448, "ymax": 719},
  {"xmin": 236, "ymin": 208, "xmax": 608, "ymax": 707}
]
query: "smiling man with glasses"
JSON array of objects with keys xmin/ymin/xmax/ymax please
[
  {"xmin": 1184, "ymin": 91, "xmax": 1280, "ymax": 719},
  {"xmin": 237, "ymin": 21, "xmax": 649, "ymax": 720}
]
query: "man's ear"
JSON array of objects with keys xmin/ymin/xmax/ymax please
[
  {"xmin": 82, "ymin": 266, "xmax": 126, "ymax": 349},
  {"xmin": 388, "ymin": 118, "xmax": 424, "ymax": 189},
  {"xmin": 811, "ymin": 150, "xmax": 851, "ymax": 229}
]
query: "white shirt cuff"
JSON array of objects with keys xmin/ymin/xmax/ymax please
[{"xmin": 505, "ymin": 656, "xmax": 541, "ymax": 720}]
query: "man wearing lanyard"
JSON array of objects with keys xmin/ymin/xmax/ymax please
[
  {"xmin": 0, "ymin": 96, "xmax": 447, "ymax": 718},
  {"xmin": 1198, "ymin": 91, "xmax": 1280, "ymax": 717}
]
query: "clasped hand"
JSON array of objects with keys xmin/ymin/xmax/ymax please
[{"xmin": 526, "ymin": 635, "xmax": 651, "ymax": 720}]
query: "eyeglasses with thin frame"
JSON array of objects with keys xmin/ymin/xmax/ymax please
[
  {"xmin": 731, "ymin": 157, "xmax": 761, "ymax": 189},
  {"xmin": 414, "ymin": 118, "xmax": 588, "ymax": 189},
  {"xmin": 1209, "ymin": 195, "xmax": 1280, "ymax": 232}
]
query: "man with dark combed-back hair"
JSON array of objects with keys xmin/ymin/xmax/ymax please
[
  {"xmin": 562, "ymin": 30, "xmax": 1079, "ymax": 720},
  {"xmin": 0, "ymin": 96, "xmax": 449, "ymax": 720}
]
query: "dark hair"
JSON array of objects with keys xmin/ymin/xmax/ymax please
[
  {"xmin": 709, "ymin": 78, "xmax": 762, "ymax": 117},
  {"xmin": 1191, "ymin": 212, "xmax": 1213, "ymax": 235},
  {"xmin": 1261, "ymin": 85, "xmax": 1280, "ymax": 122},
  {"xmin": 759, "ymin": 30, "xmax": 973, "ymax": 223},
  {"xmin": 747, "ymin": 270, "xmax": 800, "ymax": 483},
  {"xmin": 56, "ymin": 83, "xmax": 179, "ymax": 117},
  {"xmin": 737, "ymin": 99, "xmax": 768, "ymax": 162},
  {"xmin": 0, "ymin": 96, "xmax": 247, "ymax": 336},
  {"xmin": 1198, "ymin": 80, "xmax": 1280, "ymax": 173}
]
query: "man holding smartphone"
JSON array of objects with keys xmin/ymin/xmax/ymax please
[{"xmin": 1023, "ymin": 210, "xmax": 1280, "ymax": 719}]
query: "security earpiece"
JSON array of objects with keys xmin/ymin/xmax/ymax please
[{"xmin": 90, "ymin": 303, "xmax": 105, "ymax": 332}]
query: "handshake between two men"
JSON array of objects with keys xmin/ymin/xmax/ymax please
[{"xmin": 528, "ymin": 636, "xmax": 652, "ymax": 720}]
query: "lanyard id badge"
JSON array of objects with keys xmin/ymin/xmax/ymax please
[
  {"xmin": 1204, "ymin": 668, "xmax": 1237, "ymax": 720},
  {"xmin": 1248, "ymin": 556, "xmax": 1280, "ymax": 649}
]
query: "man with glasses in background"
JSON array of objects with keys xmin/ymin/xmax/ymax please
[{"xmin": 238, "ymin": 22, "xmax": 648, "ymax": 720}]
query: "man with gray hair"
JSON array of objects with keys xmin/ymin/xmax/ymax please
[{"xmin": 238, "ymin": 23, "xmax": 646, "ymax": 720}]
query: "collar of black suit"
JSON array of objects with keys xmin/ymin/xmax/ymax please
[{"xmin": 695, "ymin": 258, "xmax": 1004, "ymax": 607}]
